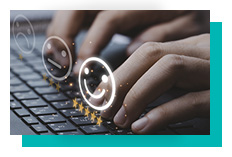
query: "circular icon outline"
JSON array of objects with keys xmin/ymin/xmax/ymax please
[
  {"xmin": 12, "ymin": 14, "xmax": 35, "ymax": 54},
  {"xmin": 42, "ymin": 36, "xmax": 72, "ymax": 81},
  {"xmin": 78, "ymin": 57, "xmax": 116, "ymax": 111}
]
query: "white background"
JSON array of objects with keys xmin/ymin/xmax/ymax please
[{"xmin": 1, "ymin": 0, "xmax": 230, "ymax": 156}]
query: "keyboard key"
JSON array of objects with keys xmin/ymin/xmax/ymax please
[
  {"xmin": 30, "ymin": 59, "xmax": 43, "ymax": 65},
  {"xmin": 24, "ymin": 54, "xmax": 40, "ymax": 60},
  {"xmin": 57, "ymin": 130, "xmax": 84, "ymax": 135},
  {"xmin": 19, "ymin": 73, "xmax": 41, "ymax": 81},
  {"xmin": 60, "ymin": 109, "xmax": 84, "ymax": 117},
  {"xmin": 10, "ymin": 54, "xmax": 18, "ymax": 61},
  {"xmin": 114, "ymin": 129, "xmax": 131, "ymax": 135},
  {"xmin": 10, "ymin": 95, "xmax": 14, "ymax": 101},
  {"xmin": 66, "ymin": 91, "xmax": 81, "ymax": 99},
  {"xmin": 40, "ymin": 131, "xmax": 55, "ymax": 135},
  {"xmin": 43, "ymin": 93, "xmax": 68, "ymax": 102},
  {"xmin": 39, "ymin": 70, "xmax": 48, "ymax": 75},
  {"xmin": 22, "ymin": 50, "xmax": 39, "ymax": 57},
  {"xmin": 10, "ymin": 47, "xmax": 17, "ymax": 55},
  {"xmin": 14, "ymin": 91, "xmax": 39, "ymax": 100},
  {"xmin": 10, "ymin": 60, "xmax": 25, "ymax": 66},
  {"xmin": 29, "ymin": 107, "xmax": 57, "ymax": 116},
  {"xmin": 33, "ymin": 64, "xmax": 45, "ymax": 71},
  {"xmin": 12, "ymin": 66, "xmax": 33, "ymax": 74},
  {"xmin": 80, "ymin": 125, "xmax": 109, "ymax": 134},
  {"xmin": 126, "ymin": 132, "xmax": 134, "ymax": 135},
  {"xmin": 10, "ymin": 77, "xmax": 22, "ymax": 85},
  {"xmin": 51, "ymin": 101, "xmax": 73, "ymax": 110},
  {"xmin": 10, "ymin": 101, "xmax": 22, "ymax": 109},
  {"xmin": 10, "ymin": 72, "xmax": 15, "ymax": 78},
  {"xmin": 104, "ymin": 121, "xmax": 119, "ymax": 131},
  {"xmin": 48, "ymin": 122, "xmax": 76, "ymax": 132},
  {"xmin": 92, "ymin": 133, "xmax": 112, "ymax": 135},
  {"xmin": 60, "ymin": 84, "xmax": 77, "ymax": 91},
  {"xmin": 70, "ymin": 117, "xmax": 95, "ymax": 126},
  {"xmin": 22, "ymin": 116, "xmax": 39, "ymax": 125},
  {"xmin": 23, "ymin": 56, "xmax": 40, "ymax": 62},
  {"xmin": 10, "ymin": 84, "xmax": 30, "ymax": 93},
  {"xmin": 29, "ymin": 60, "xmax": 43, "ymax": 65},
  {"xmin": 27, "ymin": 80, "xmax": 49, "ymax": 87},
  {"xmin": 31, "ymin": 124, "xmax": 48, "ymax": 133},
  {"xmin": 35, "ymin": 86, "xmax": 58, "ymax": 94},
  {"xmin": 21, "ymin": 98, "xmax": 48, "ymax": 108},
  {"xmin": 14, "ymin": 108, "xmax": 30, "ymax": 117},
  {"xmin": 38, "ymin": 115, "xmax": 66, "ymax": 124}
]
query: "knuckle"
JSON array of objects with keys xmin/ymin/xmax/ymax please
[
  {"xmin": 156, "ymin": 106, "xmax": 168, "ymax": 122},
  {"xmin": 161, "ymin": 54, "xmax": 185, "ymax": 72},
  {"xmin": 126, "ymin": 88, "xmax": 139, "ymax": 103},
  {"xmin": 138, "ymin": 42, "xmax": 163, "ymax": 59}
]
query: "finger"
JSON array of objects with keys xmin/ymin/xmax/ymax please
[
  {"xmin": 73, "ymin": 10, "xmax": 189, "ymax": 75},
  {"xmin": 46, "ymin": 11, "xmax": 85, "ymax": 65},
  {"xmin": 176, "ymin": 33, "xmax": 210, "ymax": 48},
  {"xmin": 131, "ymin": 90, "xmax": 210, "ymax": 134},
  {"xmin": 88, "ymin": 87, "xmax": 105, "ymax": 107},
  {"xmin": 127, "ymin": 11, "xmax": 210, "ymax": 55},
  {"xmin": 100, "ymin": 39, "xmax": 209, "ymax": 119},
  {"xmin": 44, "ymin": 37, "xmax": 75, "ymax": 66},
  {"xmin": 47, "ymin": 11, "xmax": 85, "ymax": 40},
  {"xmin": 113, "ymin": 55, "xmax": 210, "ymax": 128},
  {"xmin": 73, "ymin": 11, "xmax": 118, "ymax": 75}
]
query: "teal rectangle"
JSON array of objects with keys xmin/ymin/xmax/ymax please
[{"xmin": 22, "ymin": 22, "xmax": 222, "ymax": 147}]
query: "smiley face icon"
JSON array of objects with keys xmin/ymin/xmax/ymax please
[
  {"xmin": 12, "ymin": 14, "xmax": 35, "ymax": 54},
  {"xmin": 78, "ymin": 57, "xmax": 116, "ymax": 111},
  {"xmin": 42, "ymin": 36, "xmax": 72, "ymax": 81}
]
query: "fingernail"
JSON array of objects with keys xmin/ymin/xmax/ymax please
[
  {"xmin": 127, "ymin": 41, "xmax": 143, "ymax": 56},
  {"xmin": 114, "ymin": 106, "xmax": 126, "ymax": 125},
  {"xmin": 73, "ymin": 59, "xmax": 83, "ymax": 76},
  {"xmin": 132, "ymin": 117, "xmax": 148, "ymax": 131},
  {"xmin": 101, "ymin": 108, "xmax": 112, "ymax": 120}
]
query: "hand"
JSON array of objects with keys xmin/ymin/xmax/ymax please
[
  {"xmin": 126, "ymin": 10, "xmax": 210, "ymax": 55},
  {"xmin": 93, "ymin": 34, "xmax": 210, "ymax": 134},
  {"xmin": 46, "ymin": 10, "xmax": 209, "ymax": 75},
  {"xmin": 46, "ymin": 11, "xmax": 99, "ymax": 66}
]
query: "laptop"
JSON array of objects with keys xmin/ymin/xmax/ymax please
[{"xmin": 10, "ymin": 11, "xmax": 210, "ymax": 135}]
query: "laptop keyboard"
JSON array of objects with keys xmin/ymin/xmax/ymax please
[
  {"xmin": 10, "ymin": 45, "xmax": 136, "ymax": 135},
  {"xmin": 10, "ymin": 35, "xmax": 209, "ymax": 135}
]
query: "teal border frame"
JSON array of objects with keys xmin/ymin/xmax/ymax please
[{"xmin": 22, "ymin": 22, "xmax": 222, "ymax": 147}]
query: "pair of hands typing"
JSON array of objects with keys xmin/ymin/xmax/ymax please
[{"xmin": 47, "ymin": 10, "xmax": 210, "ymax": 134}]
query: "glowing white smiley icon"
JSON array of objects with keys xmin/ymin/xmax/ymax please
[
  {"xmin": 42, "ymin": 36, "xmax": 72, "ymax": 81},
  {"xmin": 79, "ymin": 57, "xmax": 116, "ymax": 111},
  {"xmin": 13, "ymin": 14, "xmax": 35, "ymax": 54},
  {"xmin": 84, "ymin": 68, "xmax": 107, "ymax": 99}
]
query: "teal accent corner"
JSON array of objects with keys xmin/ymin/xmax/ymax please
[{"xmin": 22, "ymin": 22, "xmax": 222, "ymax": 147}]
